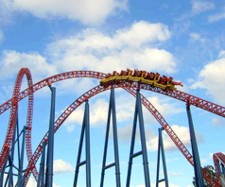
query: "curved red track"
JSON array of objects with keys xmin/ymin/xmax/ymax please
[
  {"xmin": 0, "ymin": 69, "xmax": 223, "ymax": 186},
  {"xmin": 0, "ymin": 68, "xmax": 34, "ymax": 171}
]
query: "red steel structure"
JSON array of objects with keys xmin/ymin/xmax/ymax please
[
  {"xmin": 0, "ymin": 68, "xmax": 34, "ymax": 174},
  {"xmin": 0, "ymin": 68, "xmax": 224, "ymax": 186},
  {"xmin": 214, "ymin": 153, "xmax": 225, "ymax": 186}
]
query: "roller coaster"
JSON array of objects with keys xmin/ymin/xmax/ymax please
[
  {"xmin": 0, "ymin": 68, "xmax": 225, "ymax": 186},
  {"xmin": 100, "ymin": 69, "xmax": 183, "ymax": 91}
]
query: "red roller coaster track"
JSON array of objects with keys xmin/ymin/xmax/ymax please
[
  {"xmin": 0, "ymin": 68, "xmax": 34, "ymax": 172},
  {"xmin": 0, "ymin": 68, "xmax": 224, "ymax": 186},
  {"xmin": 23, "ymin": 83, "xmax": 194, "ymax": 185}
]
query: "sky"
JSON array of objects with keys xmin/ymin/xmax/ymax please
[{"xmin": 0, "ymin": 0, "xmax": 225, "ymax": 186}]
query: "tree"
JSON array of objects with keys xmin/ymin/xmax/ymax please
[{"xmin": 192, "ymin": 165, "xmax": 216, "ymax": 187}]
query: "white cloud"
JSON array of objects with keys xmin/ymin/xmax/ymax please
[
  {"xmin": 0, "ymin": 50, "xmax": 57, "ymax": 82},
  {"xmin": 47, "ymin": 21, "xmax": 171, "ymax": 57},
  {"xmin": 64, "ymin": 98, "xmax": 109, "ymax": 131},
  {"xmin": 0, "ymin": 21, "xmax": 175, "ymax": 104},
  {"xmin": 115, "ymin": 21, "xmax": 171, "ymax": 46},
  {"xmin": 56, "ymin": 78, "xmax": 97, "ymax": 96},
  {"xmin": 0, "ymin": 0, "xmax": 14, "ymax": 24},
  {"xmin": 191, "ymin": 0, "xmax": 214, "ymax": 14},
  {"xmin": 0, "ymin": 50, "xmax": 58, "ymax": 100},
  {"xmin": 162, "ymin": 125, "xmax": 192, "ymax": 151},
  {"xmin": 147, "ymin": 124, "xmax": 202, "ymax": 151},
  {"xmin": 201, "ymin": 152, "xmax": 214, "ymax": 164},
  {"xmin": 27, "ymin": 176, "xmax": 61, "ymax": 187},
  {"xmin": 53, "ymin": 184, "xmax": 61, "ymax": 187},
  {"xmin": 189, "ymin": 32, "xmax": 205, "ymax": 43},
  {"xmin": 219, "ymin": 50, "xmax": 225, "ymax": 58},
  {"xmin": 64, "ymin": 93, "xmax": 135, "ymax": 132},
  {"xmin": 63, "ymin": 89, "xmax": 183, "ymax": 133},
  {"xmin": 212, "ymin": 117, "xmax": 225, "ymax": 126},
  {"xmin": 63, "ymin": 91, "xmax": 183, "ymax": 133},
  {"xmin": 208, "ymin": 9, "xmax": 225, "ymax": 23},
  {"xmin": 115, "ymin": 93, "xmax": 136, "ymax": 120},
  {"xmin": 54, "ymin": 159, "xmax": 74, "ymax": 173},
  {"xmin": 109, "ymin": 94, "xmax": 184, "ymax": 144},
  {"xmin": 48, "ymin": 21, "xmax": 175, "ymax": 74},
  {"xmin": 0, "ymin": 30, "xmax": 3, "ymax": 43},
  {"xmin": 117, "ymin": 124, "xmax": 136, "ymax": 142},
  {"xmin": 4, "ymin": 0, "xmax": 127, "ymax": 25},
  {"xmin": 191, "ymin": 52, "xmax": 225, "ymax": 104},
  {"xmin": 146, "ymin": 96, "xmax": 183, "ymax": 117},
  {"xmin": 27, "ymin": 177, "xmax": 37, "ymax": 187},
  {"xmin": 63, "ymin": 107, "xmax": 84, "ymax": 132},
  {"xmin": 168, "ymin": 171, "xmax": 183, "ymax": 177},
  {"xmin": 117, "ymin": 122, "xmax": 196, "ymax": 152},
  {"xmin": 0, "ymin": 20, "xmax": 175, "ymax": 82}
]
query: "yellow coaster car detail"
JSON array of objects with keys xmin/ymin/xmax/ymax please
[{"xmin": 100, "ymin": 69, "xmax": 183, "ymax": 91}]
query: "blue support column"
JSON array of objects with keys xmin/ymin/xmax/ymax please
[
  {"xmin": 73, "ymin": 117, "xmax": 85, "ymax": 187},
  {"xmin": 217, "ymin": 161, "xmax": 222, "ymax": 176},
  {"xmin": 73, "ymin": 100, "xmax": 91, "ymax": 187},
  {"xmin": 0, "ymin": 146, "xmax": 14, "ymax": 187},
  {"xmin": 156, "ymin": 128, "xmax": 169, "ymax": 187},
  {"xmin": 1, "ymin": 114, "xmax": 28, "ymax": 187},
  {"xmin": 126, "ymin": 89, "xmax": 151, "ymax": 187},
  {"xmin": 17, "ymin": 126, "xmax": 27, "ymax": 187},
  {"xmin": 100, "ymin": 100, "xmax": 111, "ymax": 187},
  {"xmin": 37, "ymin": 142, "xmax": 47, "ymax": 187},
  {"xmin": 45, "ymin": 86, "xmax": 56, "ymax": 187},
  {"xmin": 7, "ymin": 115, "xmax": 18, "ymax": 187},
  {"xmin": 100, "ymin": 89, "xmax": 121, "ymax": 187},
  {"xmin": 186, "ymin": 103, "xmax": 204, "ymax": 187},
  {"xmin": 85, "ymin": 101, "xmax": 91, "ymax": 187},
  {"xmin": 222, "ymin": 164, "xmax": 225, "ymax": 176},
  {"xmin": 0, "ymin": 161, "xmax": 6, "ymax": 186}
]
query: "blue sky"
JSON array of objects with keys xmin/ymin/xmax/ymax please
[{"xmin": 0, "ymin": 0, "xmax": 225, "ymax": 186}]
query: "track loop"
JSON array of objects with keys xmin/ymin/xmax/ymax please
[{"xmin": 0, "ymin": 68, "xmax": 34, "ymax": 171}]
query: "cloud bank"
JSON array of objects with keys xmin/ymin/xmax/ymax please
[
  {"xmin": 191, "ymin": 51, "xmax": 225, "ymax": 105},
  {"xmin": 0, "ymin": 20, "xmax": 176, "ymax": 99},
  {"xmin": 2, "ymin": 0, "xmax": 127, "ymax": 25}
]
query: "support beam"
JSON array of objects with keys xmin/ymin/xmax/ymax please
[
  {"xmin": 156, "ymin": 128, "xmax": 169, "ymax": 187},
  {"xmin": 7, "ymin": 114, "xmax": 18, "ymax": 187},
  {"xmin": 45, "ymin": 86, "xmax": 56, "ymax": 187},
  {"xmin": 0, "ymin": 114, "xmax": 28, "ymax": 187},
  {"xmin": 73, "ymin": 100, "xmax": 91, "ymax": 187},
  {"xmin": 37, "ymin": 142, "xmax": 46, "ymax": 187},
  {"xmin": 186, "ymin": 103, "xmax": 204, "ymax": 187},
  {"xmin": 100, "ymin": 89, "xmax": 121, "ymax": 187},
  {"xmin": 17, "ymin": 126, "xmax": 27, "ymax": 187},
  {"xmin": 85, "ymin": 101, "xmax": 91, "ymax": 187},
  {"xmin": 0, "ymin": 161, "xmax": 6, "ymax": 186},
  {"xmin": 126, "ymin": 89, "xmax": 151, "ymax": 187}
]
